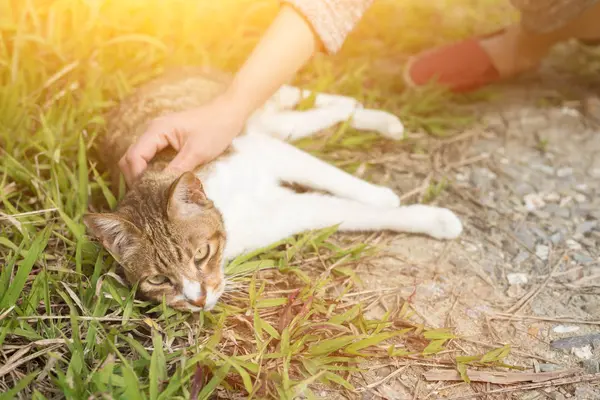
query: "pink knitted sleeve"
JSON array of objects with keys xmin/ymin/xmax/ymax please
[{"xmin": 283, "ymin": 0, "xmax": 374, "ymax": 54}]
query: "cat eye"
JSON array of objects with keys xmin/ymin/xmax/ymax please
[
  {"xmin": 194, "ymin": 244, "xmax": 211, "ymax": 266},
  {"xmin": 147, "ymin": 275, "xmax": 171, "ymax": 285}
]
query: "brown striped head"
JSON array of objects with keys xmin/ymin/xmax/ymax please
[{"xmin": 83, "ymin": 171, "xmax": 226, "ymax": 312}]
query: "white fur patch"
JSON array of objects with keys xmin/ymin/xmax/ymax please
[
  {"xmin": 204, "ymin": 288, "xmax": 223, "ymax": 311},
  {"xmin": 182, "ymin": 278, "xmax": 202, "ymax": 301}
]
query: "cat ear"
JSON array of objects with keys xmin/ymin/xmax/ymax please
[
  {"xmin": 167, "ymin": 172, "xmax": 213, "ymax": 220},
  {"xmin": 83, "ymin": 213, "xmax": 141, "ymax": 262}
]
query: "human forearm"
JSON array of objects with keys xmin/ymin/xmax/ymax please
[{"xmin": 223, "ymin": 5, "xmax": 318, "ymax": 122}]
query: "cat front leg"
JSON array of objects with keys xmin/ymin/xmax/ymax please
[
  {"xmin": 250, "ymin": 87, "xmax": 404, "ymax": 141},
  {"xmin": 269, "ymin": 85, "xmax": 363, "ymax": 111},
  {"xmin": 223, "ymin": 191, "xmax": 462, "ymax": 260},
  {"xmin": 252, "ymin": 135, "xmax": 400, "ymax": 207}
]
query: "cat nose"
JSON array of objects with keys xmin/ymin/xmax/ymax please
[{"xmin": 188, "ymin": 295, "xmax": 206, "ymax": 308}]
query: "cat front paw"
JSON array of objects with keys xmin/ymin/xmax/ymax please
[
  {"xmin": 427, "ymin": 208, "xmax": 463, "ymax": 240},
  {"xmin": 381, "ymin": 114, "xmax": 405, "ymax": 141}
]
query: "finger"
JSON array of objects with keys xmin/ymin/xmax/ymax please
[
  {"xmin": 166, "ymin": 143, "xmax": 204, "ymax": 174},
  {"xmin": 120, "ymin": 123, "xmax": 173, "ymax": 183}
]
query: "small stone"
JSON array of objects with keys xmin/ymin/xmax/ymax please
[
  {"xmin": 566, "ymin": 239, "xmax": 582, "ymax": 250},
  {"xmin": 572, "ymin": 345, "xmax": 593, "ymax": 360},
  {"xmin": 470, "ymin": 167, "xmax": 497, "ymax": 188},
  {"xmin": 514, "ymin": 182, "xmax": 535, "ymax": 196},
  {"xmin": 524, "ymin": 193, "xmax": 546, "ymax": 211},
  {"xmin": 550, "ymin": 232, "xmax": 563, "ymax": 245},
  {"xmin": 577, "ymin": 220, "xmax": 598, "ymax": 235},
  {"xmin": 556, "ymin": 167, "xmax": 573, "ymax": 178},
  {"xmin": 531, "ymin": 226, "xmax": 549, "ymax": 240},
  {"xmin": 456, "ymin": 172, "xmax": 469, "ymax": 182},
  {"xmin": 549, "ymin": 392, "xmax": 566, "ymax": 400},
  {"xmin": 544, "ymin": 192, "xmax": 561, "ymax": 202},
  {"xmin": 575, "ymin": 385, "xmax": 600, "ymax": 399},
  {"xmin": 513, "ymin": 251, "xmax": 530, "ymax": 264},
  {"xmin": 507, "ymin": 273, "xmax": 528, "ymax": 285},
  {"xmin": 532, "ymin": 163, "xmax": 555, "ymax": 176},
  {"xmin": 574, "ymin": 253, "xmax": 594, "ymax": 264},
  {"xmin": 560, "ymin": 196, "xmax": 573, "ymax": 207},
  {"xmin": 588, "ymin": 155, "xmax": 600, "ymax": 178},
  {"xmin": 515, "ymin": 228, "xmax": 536, "ymax": 250},
  {"xmin": 538, "ymin": 363, "xmax": 563, "ymax": 372},
  {"xmin": 546, "ymin": 204, "xmax": 571, "ymax": 218},
  {"xmin": 550, "ymin": 333, "xmax": 600, "ymax": 350},
  {"xmin": 581, "ymin": 360, "xmax": 600, "ymax": 374},
  {"xmin": 552, "ymin": 325, "xmax": 580, "ymax": 334},
  {"xmin": 575, "ymin": 193, "xmax": 587, "ymax": 203},
  {"xmin": 536, "ymin": 245, "xmax": 550, "ymax": 260}
]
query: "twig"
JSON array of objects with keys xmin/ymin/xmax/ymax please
[
  {"xmin": 423, "ymin": 368, "xmax": 579, "ymax": 384},
  {"xmin": 505, "ymin": 251, "xmax": 568, "ymax": 314},
  {"xmin": 412, "ymin": 379, "xmax": 422, "ymax": 400},
  {"xmin": 0, "ymin": 344, "xmax": 61, "ymax": 379},
  {"xmin": 445, "ymin": 372, "xmax": 600, "ymax": 399},
  {"xmin": 355, "ymin": 365, "xmax": 410, "ymax": 392},
  {"xmin": 491, "ymin": 313, "xmax": 600, "ymax": 326}
]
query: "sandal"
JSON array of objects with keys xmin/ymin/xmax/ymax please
[{"xmin": 403, "ymin": 30, "xmax": 505, "ymax": 93}]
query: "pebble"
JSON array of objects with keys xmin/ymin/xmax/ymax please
[
  {"xmin": 470, "ymin": 167, "xmax": 497, "ymax": 188},
  {"xmin": 514, "ymin": 182, "xmax": 535, "ymax": 196},
  {"xmin": 507, "ymin": 273, "xmax": 528, "ymax": 285},
  {"xmin": 550, "ymin": 232, "xmax": 563, "ymax": 245},
  {"xmin": 588, "ymin": 155, "xmax": 600, "ymax": 178},
  {"xmin": 574, "ymin": 253, "xmax": 594, "ymax": 264},
  {"xmin": 524, "ymin": 193, "xmax": 545, "ymax": 211},
  {"xmin": 515, "ymin": 227, "xmax": 536, "ymax": 250},
  {"xmin": 538, "ymin": 363, "xmax": 563, "ymax": 372},
  {"xmin": 575, "ymin": 193, "xmax": 587, "ymax": 203},
  {"xmin": 556, "ymin": 167, "xmax": 573, "ymax": 177},
  {"xmin": 572, "ymin": 345, "xmax": 593, "ymax": 360},
  {"xmin": 513, "ymin": 251, "xmax": 530, "ymax": 264},
  {"xmin": 544, "ymin": 192, "xmax": 561, "ymax": 202},
  {"xmin": 575, "ymin": 385, "xmax": 600, "ymax": 399},
  {"xmin": 546, "ymin": 204, "xmax": 571, "ymax": 218},
  {"xmin": 566, "ymin": 239, "xmax": 582, "ymax": 250},
  {"xmin": 551, "ymin": 333, "xmax": 600, "ymax": 350},
  {"xmin": 549, "ymin": 392, "xmax": 566, "ymax": 400},
  {"xmin": 552, "ymin": 325, "xmax": 580, "ymax": 334},
  {"xmin": 536, "ymin": 245, "xmax": 550, "ymax": 261},
  {"xmin": 581, "ymin": 359, "xmax": 600, "ymax": 374},
  {"xmin": 531, "ymin": 163, "xmax": 555, "ymax": 176},
  {"xmin": 560, "ymin": 196, "xmax": 573, "ymax": 207},
  {"xmin": 576, "ymin": 220, "xmax": 598, "ymax": 235}
]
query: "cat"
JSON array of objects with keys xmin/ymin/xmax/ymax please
[{"xmin": 83, "ymin": 67, "xmax": 463, "ymax": 312}]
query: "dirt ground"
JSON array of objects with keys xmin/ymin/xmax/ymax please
[{"xmin": 313, "ymin": 41, "xmax": 600, "ymax": 399}]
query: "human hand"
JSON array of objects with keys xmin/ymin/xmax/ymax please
[{"xmin": 118, "ymin": 95, "xmax": 247, "ymax": 186}]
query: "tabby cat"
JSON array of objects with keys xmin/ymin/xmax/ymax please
[{"xmin": 84, "ymin": 67, "xmax": 463, "ymax": 312}]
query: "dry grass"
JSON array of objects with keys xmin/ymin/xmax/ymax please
[{"xmin": 0, "ymin": 0, "xmax": 518, "ymax": 398}]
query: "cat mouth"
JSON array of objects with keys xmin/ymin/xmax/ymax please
[
  {"xmin": 170, "ymin": 297, "xmax": 206, "ymax": 312},
  {"xmin": 188, "ymin": 295, "xmax": 206, "ymax": 308}
]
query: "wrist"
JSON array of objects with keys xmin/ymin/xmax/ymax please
[{"xmin": 219, "ymin": 80, "xmax": 255, "ymax": 123}]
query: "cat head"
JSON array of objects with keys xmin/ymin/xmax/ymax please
[{"xmin": 83, "ymin": 171, "xmax": 226, "ymax": 312}]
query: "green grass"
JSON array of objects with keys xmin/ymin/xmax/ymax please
[{"xmin": 0, "ymin": 0, "xmax": 516, "ymax": 398}]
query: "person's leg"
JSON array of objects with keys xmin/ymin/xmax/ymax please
[{"xmin": 404, "ymin": 0, "xmax": 600, "ymax": 93}]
